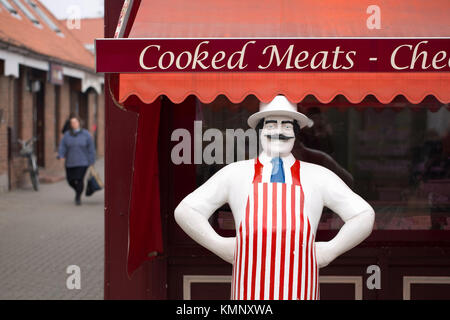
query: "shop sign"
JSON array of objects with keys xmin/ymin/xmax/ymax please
[
  {"xmin": 96, "ymin": 38, "xmax": 450, "ymax": 73},
  {"xmin": 49, "ymin": 63, "xmax": 64, "ymax": 85}
]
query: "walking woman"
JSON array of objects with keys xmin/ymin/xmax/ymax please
[{"xmin": 57, "ymin": 115, "xmax": 96, "ymax": 205}]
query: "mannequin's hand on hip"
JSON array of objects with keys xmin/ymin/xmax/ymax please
[
  {"xmin": 315, "ymin": 241, "xmax": 337, "ymax": 268},
  {"xmin": 217, "ymin": 237, "xmax": 236, "ymax": 264}
]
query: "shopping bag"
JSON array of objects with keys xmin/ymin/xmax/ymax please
[{"xmin": 85, "ymin": 165, "xmax": 104, "ymax": 196}]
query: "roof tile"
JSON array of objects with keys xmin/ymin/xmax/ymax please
[{"xmin": 0, "ymin": 0, "xmax": 95, "ymax": 70}]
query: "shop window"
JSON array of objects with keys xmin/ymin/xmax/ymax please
[
  {"xmin": 193, "ymin": 95, "xmax": 450, "ymax": 232},
  {"xmin": 352, "ymin": 105, "xmax": 448, "ymax": 231}
]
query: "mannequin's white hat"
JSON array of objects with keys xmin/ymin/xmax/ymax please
[{"xmin": 247, "ymin": 95, "xmax": 314, "ymax": 129}]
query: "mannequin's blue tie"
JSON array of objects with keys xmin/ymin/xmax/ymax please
[{"xmin": 270, "ymin": 157, "xmax": 285, "ymax": 183}]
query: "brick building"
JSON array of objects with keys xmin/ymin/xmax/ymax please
[{"xmin": 0, "ymin": 0, "xmax": 104, "ymax": 192}]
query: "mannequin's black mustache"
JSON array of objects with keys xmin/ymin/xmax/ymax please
[{"xmin": 265, "ymin": 134, "xmax": 294, "ymax": 141}]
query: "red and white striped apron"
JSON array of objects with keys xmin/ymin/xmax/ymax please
[{"xmin": 231, "ymin": 158, "xmax": 319, "ymax": 300}]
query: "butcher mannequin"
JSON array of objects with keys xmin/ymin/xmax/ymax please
[{"xmin": 174, "ymin": 95, "xmax": 374, "ymax": 300}]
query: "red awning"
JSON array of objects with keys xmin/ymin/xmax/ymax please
[
  {"xmin": 118, "ymin": 0, "xmax": 450, "ymax": 277},
  {"xmin": 119, "ymin": 0, "xmax": 450, "ymax": 104}
]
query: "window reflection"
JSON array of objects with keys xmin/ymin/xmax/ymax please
[{"xmin": 195, "ymin": 95, "xmax": 450, "ymax": 231}]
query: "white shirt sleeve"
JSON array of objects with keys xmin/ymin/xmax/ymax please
[
  {"xmin": 318, "ymin": 165, "xmax": 374, "ymax": 222},
  {"xmin": 180, "ymin": 163, "xmax": 235, "ymax": 219}
]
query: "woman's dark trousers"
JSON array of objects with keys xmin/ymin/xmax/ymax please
[{"xmin": 66, "ymin": 166, "xmax": 88, "ymax": 204}]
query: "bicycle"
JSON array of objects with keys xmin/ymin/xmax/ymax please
[{"xmin": 18, "ymin": 137, "xmax": 40, "ymax": 191}]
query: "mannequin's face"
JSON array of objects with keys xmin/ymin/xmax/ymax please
[{"xmin": 260, "ymin": 116, "xmax": 296, "ymax": 157}]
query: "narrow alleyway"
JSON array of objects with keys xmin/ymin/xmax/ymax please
[{"xmin": 0, "ymin": 159, "xmax": 104, "ymax": 299}]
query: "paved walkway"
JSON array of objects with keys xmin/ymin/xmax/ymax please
[{"xmin": 0, "ymin": 159, "xmax": 104, "ymax": 299}]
